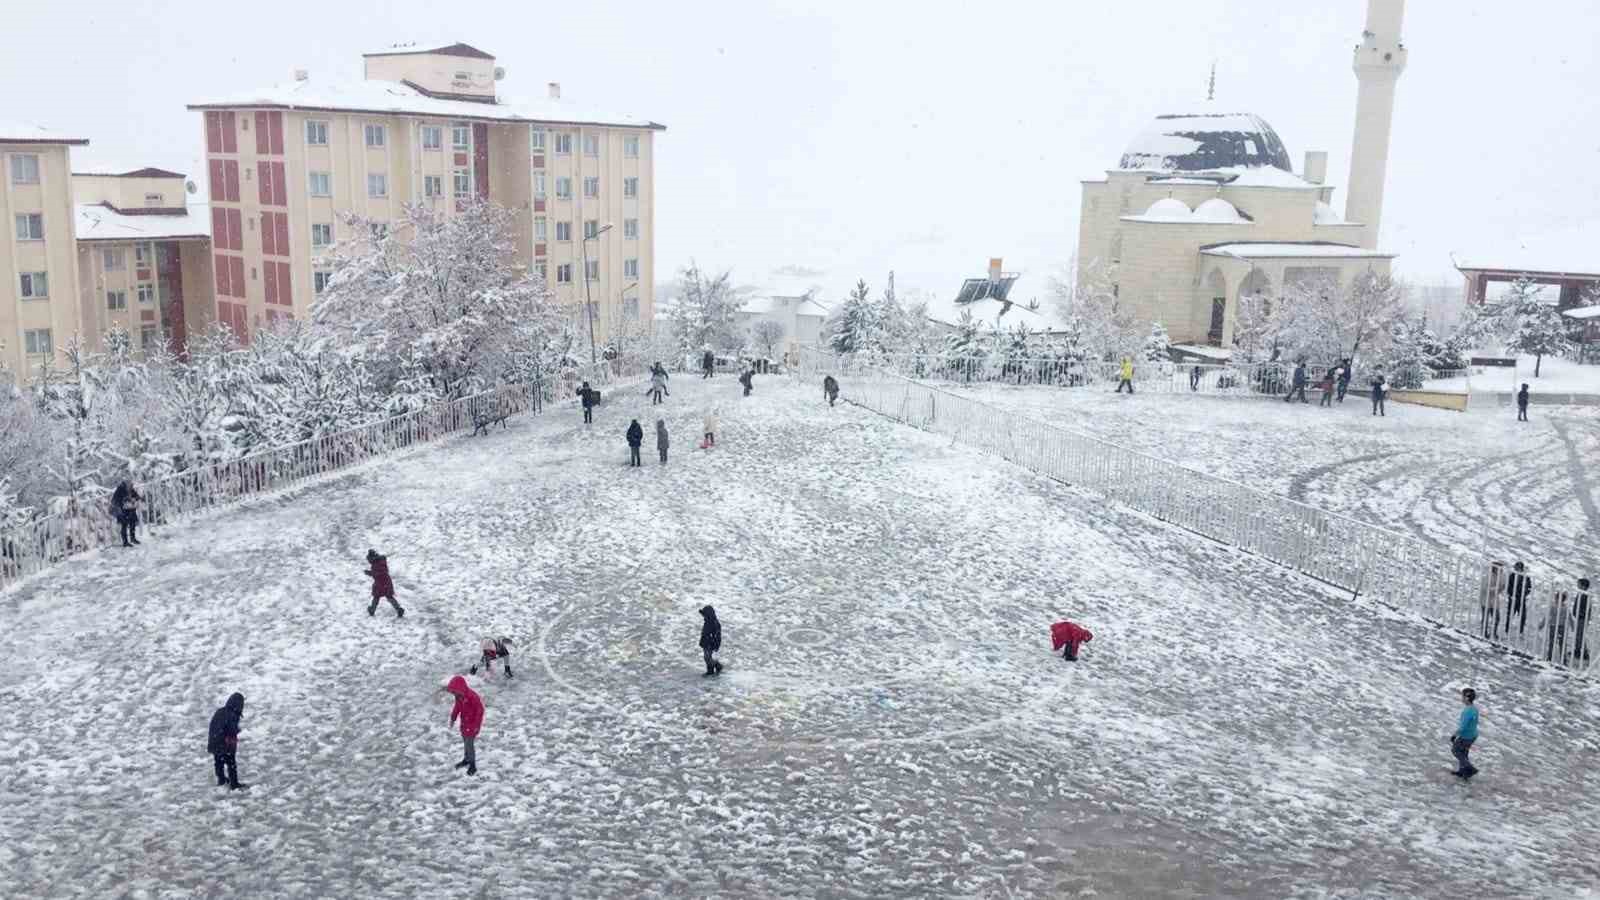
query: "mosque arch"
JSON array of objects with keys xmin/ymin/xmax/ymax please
[{"xmin": 1203, "ymin": 268, "xmax": 1230, "ymax": 346}]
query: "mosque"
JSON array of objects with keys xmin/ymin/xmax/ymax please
[{"xmin": 1074, "ymin": 0, "xmax": 1407, "ymax": 351}]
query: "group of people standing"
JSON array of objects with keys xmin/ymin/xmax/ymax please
[{"xmin": 1481, "ymin": 561, "xmax": 1592, "ymax": 667}]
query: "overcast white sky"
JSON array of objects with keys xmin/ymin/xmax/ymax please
[{"xmin": 8, "ymin": 0, "xmax": 1598, "ymax": 308}]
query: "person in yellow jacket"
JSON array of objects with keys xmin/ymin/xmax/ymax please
[{"xmin": 1115, "ymin": 357, "xmax": 1135, "ymax": 394}]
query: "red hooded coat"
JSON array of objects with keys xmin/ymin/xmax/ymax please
[
  {"xmin": 366, "ymin": 555, "xmax": 395, "ymax": 599},
  {"xmin": 446, "ymin": 675, "xmax": 484, "ymax": 738},
  {"xmin": 1051, "ymin": 621, "xmax": 1093, "ymax": 652}
]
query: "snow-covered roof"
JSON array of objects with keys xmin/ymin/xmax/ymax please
[
  {"xmin": 1564, "ymin": 304, "xmax": 1600, "ymax": 320},
  {"xmin": 0, "ymin": 120, "xmax": 89, "ymax": 145},
  {"xmin": 1119, "ymin": 112, "xmax": 1292, "ymax": 174},
  {"xmin": 1194, "ymin": 197, "xmax": 1246, "ymax": 224},
  {"xmin": 1454, "ymin": 222, "xmax": 1600, "ymax": 277},
  {"xmin": 72, "ymin": 166, "xmax": 186, "ymax": 178},
  {"xmin": 74, "ymin": 202, "xmax": 210, "ymax": 242},
  {"xmin": 1172, "ymin": 343, "xmax": 1233, "ymax": 361},
  {"xmin": 1313, "ymin": 201, "xmax": 1356, "ymax": 226},
  {"xmin": 362, "ymin": 41, "xmax": 495, "ymax": 59},
  {"xmin": 1201, "ymin": 242, "xmax": 1394, "ymax": 260},
  {"xmin": 739, "ymin": 295, "xmax": 830, "ymax": 319},
  {"xmin": 189, "ymin": 77, "xmax": 665, "ymax": 131}
]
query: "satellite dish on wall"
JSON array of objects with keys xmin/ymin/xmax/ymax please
[
  {"xmin": 494, "ymin": 67, "xmax": 506, "ymax": 81},
  {"xmin": 185, "ymin": 179, "xmax": 197, "ymax": 195}
]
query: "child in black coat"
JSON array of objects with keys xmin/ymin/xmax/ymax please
[{"xmin": 699, "ymin": 605, "xmax": 723, "ymax": 676}]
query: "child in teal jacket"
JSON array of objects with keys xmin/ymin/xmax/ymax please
[{"xmin": 1450, "ymin": 687, "xmax": 1479, "ymax": 779}]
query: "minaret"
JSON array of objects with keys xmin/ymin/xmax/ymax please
[{"xmin": 1345, "ymin": 0, "xmax": 1407, "ymax": 249}]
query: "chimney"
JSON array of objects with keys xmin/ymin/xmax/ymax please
[
  {"xmin": 547, "ymin": 82, "xmax": 561, "ymax": 100},
  {"xmin": 294, "ymin": 68, "xmax": 309, "ymax": 82},
  {"xmin": 1303, "ymin": 151, "xmax": 1327, "ymax": 185}
]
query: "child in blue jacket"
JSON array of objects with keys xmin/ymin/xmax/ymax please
[{"xmin": 1450, "ymin": 687, "xmax": 1479, "ymax": 780}]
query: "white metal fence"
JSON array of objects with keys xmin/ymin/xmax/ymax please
[
  {"xmin": 0, "ymin": 354, "xmax": 651, "ymax": 594},
  {"xmin": 800, "ymin": 354, "xmax": 1594, "ymax": 674}
]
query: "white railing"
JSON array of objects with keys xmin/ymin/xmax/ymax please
[
  {"xmin": 0, "ymin": 354, "xmax": 651, "ymax": 594},
  {"xmin": 804, "ymin": 355, "xmax": 1595, "ymax": 674}
]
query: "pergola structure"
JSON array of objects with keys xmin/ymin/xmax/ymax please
[
  {"xmin": 1454, "ymin": 224, "xmax": 1599, "ymax": 309},
  {"xmin": 1456, "ymin": 264, "xmax": 1598, "ymax": 308}
]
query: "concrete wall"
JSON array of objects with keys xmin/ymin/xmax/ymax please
[{"xmin": 73, "ymin": 174, "xmax": 188, "ymax": 210}]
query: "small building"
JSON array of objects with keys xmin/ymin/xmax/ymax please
[
  {"xmin": 737, "ymin": 292, "xmax": 828, "ymax": 357},
  {"xmin": 1564, "ymin": 304, "xmax": 1600, "ymax": 364},
  {"xmin": 1453, "ymin": 221, "xmax": 1600, "ymax": 311}
]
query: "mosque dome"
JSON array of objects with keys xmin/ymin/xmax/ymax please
[
  {"xmin": 1142, "ymin": 197, "xmax": 1193, "ymax": 220},
  {"xmin": 1119, "ymin": 112, "xmax": 1293, "ymax": 173},
  {"xmin": 1193, "ymin": 197, "xmax": 1246, "ymax": 223}
]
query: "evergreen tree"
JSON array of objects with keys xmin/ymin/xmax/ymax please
[
  {"xmin": 1377, "ymin": 315, "xmax": 1431, "ymax": 389},
  {"xmin": 667, "ymin": 262, "xmax": 743, "ymax": 356},
  {"xmin": 825, "ymin": 280, "xmax": 879, "ymax": 355},
  {"xmin": 1496, "ymin": 278, "xmax": 1574, "ymax": 376},
  {"xmin": 1142, "ymin": 321, "xmax": 1172, "ymax": 362}
]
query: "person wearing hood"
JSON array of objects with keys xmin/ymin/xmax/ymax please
[
  {"xmin": 364, "ymin": 549, "xmax": 405, "ymax": 618},
  {"xmin": 206, "ymin": 692, "xmax": 247, "ymax": 789},
  {"xmin": 626, "ymin": 419, "xmax": 644, "ymax": 467},
  {"xmin": 1050, "ymin": 620, "xmax": 1094, "ymax": 662},
  {"xmin": 656, "ymin": 419, "xmax": 670, "ymax": 465},
  {"xmin": 699, "ymin": 605, "xmax": 724, "ymax": 676},
  {"xmin": 445, "ymin": 675, "xmax": 484, "ymax": 775},
  {"xmin": 111, "ymin": 480, "xmax": 143, "ymax": 547},
  {"xmin": 701, "ymin": 349, "xmax": 716, "ymax": 379},
  {"xmin": 647, "ymin": 370, "xmax": 669, "ymax": 405},
  {"xmin": 578, "ymin": 381, "xmax": 597, "ymax": 425},
  {"xmin": 702, "ymin": 411, "xmax": 718, "ymax": 448},
  {"xmin": 823, "ymin": 375, "xmax": 839, "ymax": 407},
  {"xmin": 739, "ymin": 368, "xmax": 754, "ymax": 397}
]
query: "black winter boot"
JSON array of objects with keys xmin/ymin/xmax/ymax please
[
  {"xmin": 367, "ymin": 602, "xmax": 377, "ymax": 617},
  {"xmin": 454, "ymin": 759, "xmax": 470, "ymax": 769}
]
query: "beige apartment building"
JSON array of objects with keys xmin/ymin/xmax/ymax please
[
  {"xmin": 3, "ymin": 123, "xmax": 88, "ymax": 378},
  {"xmin": 187, "ymin": 41, "xmax": 665, "ymax": 348}
]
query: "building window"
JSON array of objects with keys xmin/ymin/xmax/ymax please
[
  {"xmin": 308, "ymin": 171, "xmax": 332, "ymax": 196},
  {"xmin": 530, "ymin": 129, "xmax": 545, "ymax": 152},
  {"xmin": 24, "ymin": 329, "xmax": 52, "ymax": 356},
  {"xmin": 422, "ymin": 125, "xmax": 443, "ymax": 150},
  {"xmin": 585, "ymin": 259, "xmax": 599, "ymax": 281},
  {"xmin": 624, "ymin": 218, "xmax": 639, "ymax": 240},
  {"xmin": 314, "ymin": 271, "xmax": 333, "ymax": 294},
  {"xmin": 534, "ymin": 217, "xmax": 547, "ymax": 241},
  {"xmin": 368, "ymin": 173, "xmax": 388, "ymax": 197},
  {"xmin": 134, "ymin": 244, "xmax": 150, "ymax": 265},
  {"xmin": 624, "ymin": 136, "xmax": 640, "ymax": 158},
  {"xmin": 554, "ymin": 133, "xmax": 572, "ymax": 155},
  {"xmin": 418, "ymin": 175, "xmax": 439, "ymax": 198},
  {"xmin": 370, "ymin": 223, "xmax": 389, "ymax": 240},
  {"xmin": 140, "ymin": 325, "xmax": 160, "ymax": 348},
  {"xmin": 624, "ymin": 297, "xmax": 639, "ymax": 319},
  {"xmin": 624, "ymin": 258, "xmax": 639, "ymax": 279},
  {"xmin": 106, "ymin": 290, "xmax": 128, "ymax": 311},
  {"xmin": 453, "ymin": 171, "xmax": 472, "ymax": 198},
  {"xmin": 556, "ymin": 263, "xmax": 573, "ymax": 284},
  {"xmin": 555, "ymin": 221, "xmax": 572, "ymax": 242},
  {"xmin": 535, "ymin": 261, "xmax": 548, "ymax": 280},
  {"xmin": 312, "ymin": 223, "xmax": 333, "ymax": 247},
  {"xmin": 533, "ymin": 173, "xmax": 546, "ymax": 199},
  {"xmin": 19, "ymin": 271, "xmax": 48, "ymax": 299},
  {"xmin": 364, "ymin": 123, "xmax": 386, "ymax": 147},
  {"xmin": 452, "ymin": 125, "xmax": 471, "ymax": 149},
  {"xmin": 583, "ymin": 134, "xmax": 600, "ymax": 157},
  {"xmin": 103, "ymin": 249, "xmax": 127, "ymax": 271},
  {"xmin": 583, "ymin": 176, "xmax": 599, "ymax": 198},
  {"xmin": 306, "ymin": 120, "xmax": 329, "ymax": 146},
  {"xmin": 555, "ymin": 177, "xmax": 572, "ymax": 199},
  {"xmin": 144, "ymin": 193, "xmax": 164, "ymax": 207},
  {"xmin": 137, "ymin": 284, "xmax": 155, "ymax": 305},
  {"xmin": 14, "ymin": 213, "xmax": 44, "ymax": 240},
  {"xmin": 583, "ymin": 219, "xmax": 599, "ymax": 240},
  {"xmin": 9, "ymin": 153, "xmax": 40, "ymax": 184},
  {"xmin": 623, "ymin": 177, "xmax": 638, "ymax": 198}
]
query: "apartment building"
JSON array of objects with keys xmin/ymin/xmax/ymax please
[
  {"xmin": 73, "ymin": 168, "xmax": 212, "ymax": 357},
  {"xmin": 187, "ymin": 42, "xmax": 665, "ymax": 346},
  {"xmin": 3, "ymin": 123, "xmax": 88, "ymax": 377}
]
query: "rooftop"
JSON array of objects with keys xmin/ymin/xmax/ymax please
[
  {"xmin": 188, "ymin": 76, "xmax": 665, "ymax": 131},
  {"xmin": 1455, "ymin": 222, "xmax": 1600, "ymax": 278},
  {"xmin": 1119, "ymin": 112, "xmax": 1292, "ymax": 174},
  {"xmin": 1200, "ymin": 241, "xmax": 1394, "ymax": 260},
  {"xmin": 0, "ymin": 120, "xmax": 89, "ymax": 146},
  {"xmin": 74, "ymin": 202, "xmax": 210, "ymax": 242},
  {"xmin": 72, "ymin": 167, "xmax": 187, "ymax": 179},
  {"xmin": 1564, "ymin": 304, "xmax": 1600, "ymax": 321},
  {"xmin": 362, "ymin": 41, "xmax": 495, "ymax": 59}
]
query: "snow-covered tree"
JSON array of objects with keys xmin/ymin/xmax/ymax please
[
  {"xmin": 315, "ymin": 199, "xmax": 562, "ymax": 401},
  {"xmin": 874, "ymin": 273, "xmax": 908, "ymax": 354},
  {"xmin": 1277, "ymin": 270, "xmax": 1407, "ymax": 362},
  {"xmin": 825, "ymin": 280, "xmax": 880, "ymax": 355},
  {"xmin": 1049, "ymin": 258, "xmax": 1139, "ymax": 361},
  {"xmin": 749, "ymin": 319, "xmax": 787, "ymax": 360},
  {"xmin": 1376, "ymin": 315, "xmax": 1432, "ymax": 389},
  {"xmin": 1231, "ymin": 290, "xmax": 1282, "ymax": 363},
  {"xmin": 1142, "ymin": 321, "xmax": 1172, "ymax": 362},
  {"xmin": 666, "ymin": 262, "xmax": 743, "ymax": 357},
  {"xmin": 1493, "ymin": 278, "xmax": 1574, "ymax": 377}
]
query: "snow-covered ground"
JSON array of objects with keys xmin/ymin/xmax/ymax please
[
  {"xmin": 1461, "ymin": 355, "xmax": 1600, "ymax": 396},
  {"xmin": 956, "ymin": 380, "xmax": 1600, "ymax": 576},
  {"xmin": 3, "ymin": 375, "xmax": 1598, "ymax": 898}
]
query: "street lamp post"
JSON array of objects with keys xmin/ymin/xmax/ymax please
[{"xmin": 581, "ymin": 222, "xmax": 614, "ymax": 366}]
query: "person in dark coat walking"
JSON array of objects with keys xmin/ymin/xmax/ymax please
[
  {"xmin": 739, "ymin": 368, "xmax": 754, "ymax": 397},
  {"xmin": 1189, "ymin": 365, "xmax": 1202, "ymax": 391},
  {"xmin": 111, "ymin": 480, "xmax": 143, "ymax": 547},
  {"xmin": 445, "ymin": 675, "xmax": 483, "ymax": 775},
  {"xmin": 365, "ymin": 549, "xmax": 405, "ymax": 618},
  {"xmin": 1505, "ymin": 561, "xmax": 1532, "ymax": 637},
  {"xmin": 701, "ymin": 350, "xmax": 716, "ymax": 379},
  {"xmin": 206, "ymin": 692, "xmax": 247, "ymax": 789},
  {"xmin": 1517, "ymin": 383, "xmax": 1530, "ymax": 422},
  {"xmin": 578, "ymin": 381, "xmax": 597, "ymax": 425},
  {"xmin": 1570, "ymin": 577, "xmax": 1592, "ymax": 668},
  {"xmin": 1318, "ymin": 369, "xmax": 1336, "ymax": 407},
  {"xmin": 1336, "ymin": 360, "xmax": 1352, "ymax": 403},
  {"xmin": 1370, "ymin": 374, "xmax": 1387, "ymax": 416},
  {"xmin": 626, "ymin": 419, "xmax": 644, "ymax": 466},
  {"xmin": 699, "ymin": 605, "xmax": 724, "ymax": 676},
  {"xmin": 655, "ymin": 419, "xmax": 669, "ymax": 464},
  {"xmin": 1285, "ymin": 362, "xmax": 1309, "ymax": 403},
  {"xmin": 823, "ymin": 375, "xmax": 839, "ymax": 407}
]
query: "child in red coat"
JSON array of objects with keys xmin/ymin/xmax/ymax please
[
  {"xmin": 364, "ymin": 549, "xmax": 405, "ymax": 618},
  {"xmin": 1051, "ymin": 621, "xmax": 1093, "ymax": 661},
  {"xmin": 445, "ymin": 675, "xmax": 484, "ymax": 775}
]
